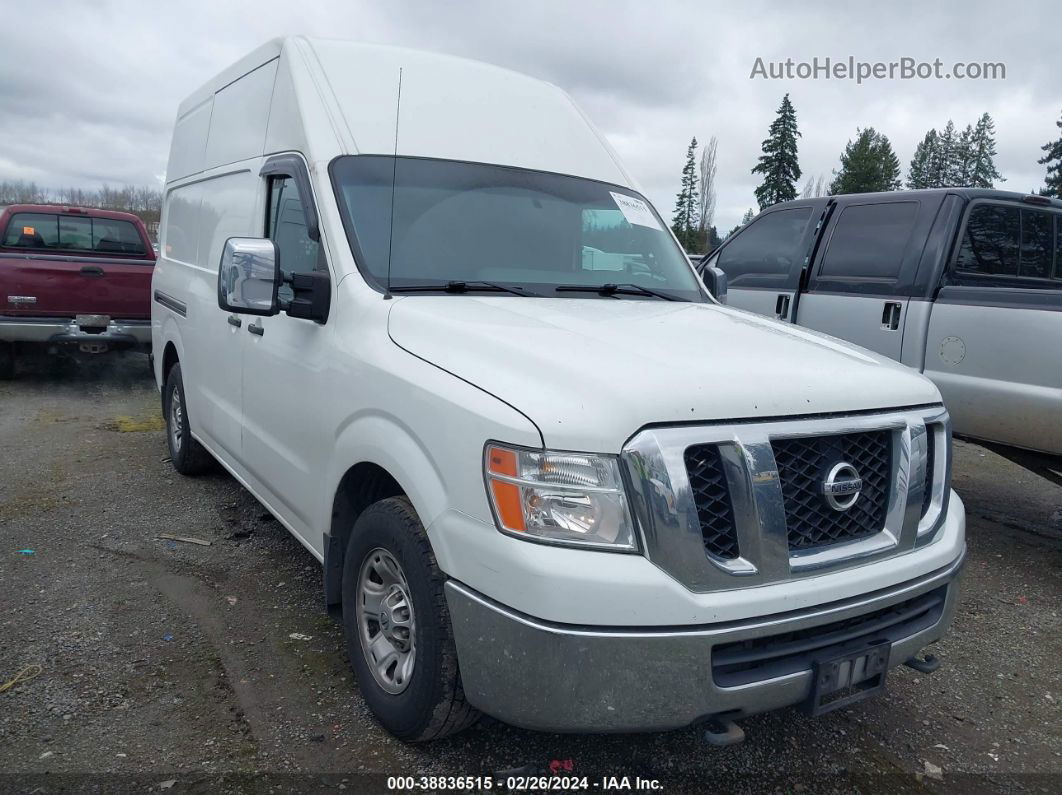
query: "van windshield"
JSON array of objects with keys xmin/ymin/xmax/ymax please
[{"xmin": 330, "ymin": 156, "xmax": 704, "ymax": 301}]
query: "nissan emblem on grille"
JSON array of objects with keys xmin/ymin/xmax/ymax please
[{"xmin": 821, "ymin": 462, "xmax": 863, "ymax": 512}]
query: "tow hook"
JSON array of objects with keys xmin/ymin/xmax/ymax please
[
  {"xmin": 703, "ymin": 715, "xmax": 745, "ymax": 747},
  {"xmin": 904, "ymin": 652, "xmax": 941, "ymax": 674}
]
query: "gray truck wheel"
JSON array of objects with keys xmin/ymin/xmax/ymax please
[
  {"xmin": 341, "ymin": 497, "xmax": 480, "ymax": 741},
  {"xmin": 162, "ymin": 362, "xmax": 213, "ymax": 475}
]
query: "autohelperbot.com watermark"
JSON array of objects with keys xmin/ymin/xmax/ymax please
[{"xmin": 750, "ymin": 56, "xmax": 1006, "ymax": 83}]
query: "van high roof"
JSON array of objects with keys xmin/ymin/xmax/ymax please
[{"xmin": 167, "ymin": 37, "xmax": 633, "ymax": 190}]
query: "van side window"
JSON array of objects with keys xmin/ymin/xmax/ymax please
[
  {"xmin": 716, "ymin": 207, "xmax": 812, "ymax": 288},
  {"xmin": 954, "ymin": 204, "xmax": 1058, "ymax": 284},
  {"xmin": 818, "ymin": 202, "xmax": 918, "ymax": 281},
  {"xmin": 267, "ymin": 176, "xmax": 322, "ymax": 276}
]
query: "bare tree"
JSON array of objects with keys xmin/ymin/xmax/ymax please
[
  {"xmin": 0, "ymin": 180, "xmax": 162, "ymax": 231},
  {"xmin": 799, "ymin": 174, "xmax": 828, "ymax": 198},
  {"xmin": 697, "ymin": 136, "xmax": 718, "ymax": 235}
]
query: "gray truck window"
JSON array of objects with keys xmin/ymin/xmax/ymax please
[
  {"xmin": 1020, "ymin": 209, "xmax": 1052, "ymax": 279},
  {"xmin": 955, "ymin": 204, "xmax": 1058, "ymax": 283},
  {"xmin": 819, "ymin": 202, "xmax": 918, "ymax": 281},
  {"xmin": 716, "ymin": 208, "xmax": 812, "ymax": 288}
]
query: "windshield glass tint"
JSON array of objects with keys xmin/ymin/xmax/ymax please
[{"xmin": 331, "ymin": 156, "xmax": 703, "ymax": 299}]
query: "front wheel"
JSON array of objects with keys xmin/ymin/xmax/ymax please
[{"xmin": 341, "ymin": 497, "xmax": 479, "ymax": 741}]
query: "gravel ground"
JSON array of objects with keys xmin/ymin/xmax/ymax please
[{"xmin": 0, "ymin": 351, "xmax": 1059, "ymax": 794}]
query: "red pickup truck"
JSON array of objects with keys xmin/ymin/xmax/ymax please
[{"xmin": 0, "ymin": 204, "xmax": 156, "ymax": 377}]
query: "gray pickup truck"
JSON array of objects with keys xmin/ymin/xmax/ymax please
[{"xmin": 701, "ymin": 189, "xmax": 1062, "ymax": 483}]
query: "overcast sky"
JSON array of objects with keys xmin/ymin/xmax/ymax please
[{"xmin": 1, "ymin": 0, "xmax": 1058, "ymax": 231}]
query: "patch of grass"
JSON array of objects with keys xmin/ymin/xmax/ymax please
[
  {"xmin": 33, "ymin": 409, "xmax": 79, "ymax": 425},
  {"xmin": 112, "ymin": 414, "xmax": 165, "ymax": 433}
]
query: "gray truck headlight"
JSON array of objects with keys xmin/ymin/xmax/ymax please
[{"xmin": 484, "ymin": 443, "xmax": 638, "ymax": 551}]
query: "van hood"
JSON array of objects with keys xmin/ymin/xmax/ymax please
[{"xmin": 387, "ymin": 297, "xmax": 941, "ymax": 452}]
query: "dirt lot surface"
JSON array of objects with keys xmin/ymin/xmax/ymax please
[{"xmin": 1, "ymin": 352, "xmax": 1059, "ymax": 794}]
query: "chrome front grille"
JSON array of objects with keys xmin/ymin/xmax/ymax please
[
  {"xmin": 621, "ymin": 407, "xmax": 951, "ymax": 593},
  {"xmin": 921, "ymin": 430, "xmax": 936, "ymax": 518},
  {"xmin": 685, "ymin": 444, "xmax": 740, "ymax": 559},
  {"xmin": 773, "ymin": 430, "xmax": 891, "ymax": 550}
]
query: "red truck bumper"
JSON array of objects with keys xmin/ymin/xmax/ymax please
[{"xmin": 0, "ymin": 315, "xmax": 151, "ymax": 352}]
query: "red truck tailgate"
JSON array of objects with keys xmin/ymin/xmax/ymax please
[{"xmin": 1, "ymin": 254, "xmax": 153, "ymax": 318}]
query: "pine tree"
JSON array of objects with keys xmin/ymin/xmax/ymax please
[
  {"xmin": 829, "ymin": 128, "xmax": 902, "ymax": 195},
  {"xmin": 879, "ymin": 136, "xmax": 902, "ymax": 191},
  {"xmin": 934, "ymin": 120, "xmax": 960, "ymax": 187},
  {"xmin": 1038, "ymin": 108, "xmax": 1062, "ymax": 198},
  {"xmin": 671, "ymin": 137, "xmax": 699, "ymax": 250},
  {"xmin": 907, "ymin": 130, "xmax": 938, "ymax": 189},
  {"xmin": 953, "ymin": 124, "xmax": 975, "ymax": 187},
  {"xmin": 752, "ymin": 94, "xmax": 801, "ymax": 209},
  {"xmin": 967, "ymin": 113, "xmax": 1004, "ymax": 188}
]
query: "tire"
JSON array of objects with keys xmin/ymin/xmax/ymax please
[
  {"xmin": 342, "ymin": 497, "xmax": 480, "ymax": 741},
  {"xmin": 0, "ymin": 342, "xmax": 14, "ymax": 380},
  {"xmin": 162, "ymin": 362, "xmax": 213, "ymax": 476}
]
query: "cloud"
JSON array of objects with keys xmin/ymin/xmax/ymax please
[{"xmin": 0, "ymin": 0, "xmax": 1058, "ymax": 229}]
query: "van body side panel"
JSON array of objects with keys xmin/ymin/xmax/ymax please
[
  {"xmin": 923, "ymin": 291, "xmax": 1062, "ymax": 455},
  {"xmin": 203, "ymin": 59, "xmax": 278, "ymax": 170},
  {"xmin": 165, "ymin": 98, "xmax": 212, "ymax": 183},
  {"xmin": 264, "ymin": 53, "xmax": 310, "ymax": 157}
]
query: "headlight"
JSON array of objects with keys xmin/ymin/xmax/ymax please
[{"xmin": 484, "ymin": 443, "xmax": 638, "ymax": 551}]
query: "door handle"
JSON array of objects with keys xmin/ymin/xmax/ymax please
[
  {"xmin": 80, "ymin": 265, "xmax": 104, "ymax": 277},
  {"xmin": 774, "ymin": 293, "xmax": 791, "ymax": 320},
  {"xmin": 227, "ymin": 315, "xmax": 242, "ymax": 328},
  {"xmin": 248, "ymin": 322, "xmax": 264, "ymax": 336},
  {"xmin": 881, "ymin": 301, "xmax": 902, "ymax": 330}
]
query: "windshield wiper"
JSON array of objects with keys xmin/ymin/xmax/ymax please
[
  {"xmin": 389, "ymin": 280, "xmax": 541, "ymax": 297},
  {"xmin": 554, "ymin": 283, "xmax": 683, "ymax": 302}
]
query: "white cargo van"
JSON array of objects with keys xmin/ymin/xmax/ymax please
[{"xmin": 153, "ymin": 38, "xmax": 965, "ymax": 742}]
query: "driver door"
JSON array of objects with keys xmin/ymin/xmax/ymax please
[
  {"xmin": 711, "ymin": 202, "xmax": 824, "ymax": 321},
  {"xmin": 239, "ymin": 159, "xmax": 335, "ymax": 550}
]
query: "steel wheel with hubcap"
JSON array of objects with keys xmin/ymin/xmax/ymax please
[
  {"xmin": 169, "ymin": 383, "xmax": 184, "ymax": 454},
  {"xmin": 356, "ymin": 548, "xmax": 417, "ymax": 694},
  {"xmin": 341, "ymin": 497, "xmax": 480, "ymax": 741}
]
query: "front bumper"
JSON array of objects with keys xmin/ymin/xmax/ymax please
[
  {"xmin": 0, "ymin": 317, "xmax": 151, "ymax": 350},
  {"xmin": 445, "ymin": 547, "xmax": 964, "ymax": 733}
]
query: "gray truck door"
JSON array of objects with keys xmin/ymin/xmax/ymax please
[
  {"xmin": 710, "ymin": 204, "xmax": 821, "ymax": 320},
  {"xmin": 796, "ymin": 197, "xmax": 938, "ymax": 361},
  {"xmin": 923, "ymin": 200, "xmax": 1062, "ymax": 456}
]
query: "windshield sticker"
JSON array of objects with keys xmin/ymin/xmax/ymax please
[{"xmin": 610, "ymin": 192, "xmax": 662, "ymax": 230}]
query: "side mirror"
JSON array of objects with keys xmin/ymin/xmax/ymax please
[
  {"xmin": 702, "ymin": 265, "xmax": 728, "ymax": 304},
  {"xmin": 218, "ymin": 237, "xmax": 280, "ymax": 316}
]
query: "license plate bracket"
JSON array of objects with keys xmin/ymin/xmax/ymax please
[
  {"xmin": 76, "ymin": 314, "xmax": 110, "ymax": 331},
  {"xmin": 804, "ymin": 640, "xmax": 890, "ymax": 717}
]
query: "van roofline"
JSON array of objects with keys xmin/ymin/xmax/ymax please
[{"xmin": 174, "ymin": 37, "xmax": 567, "ymax": 120}]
